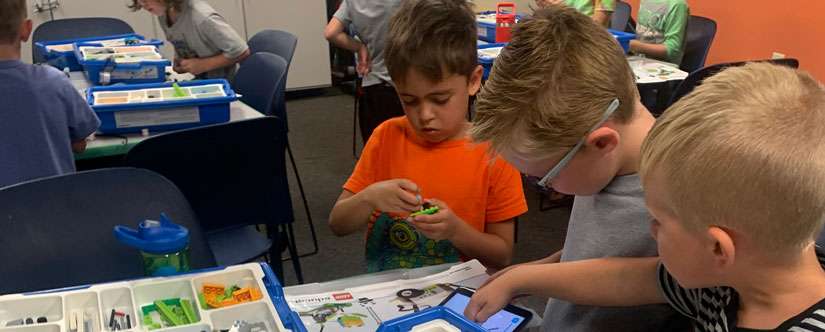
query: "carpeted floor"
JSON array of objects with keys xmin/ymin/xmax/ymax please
[{"xmin": 276, "ymin": 88, "xmax": 572, "ymax": 314}]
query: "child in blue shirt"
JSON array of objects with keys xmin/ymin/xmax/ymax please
[{"xmin": 0, "ymin": 0, "xmax": 100, "ymax": 188}]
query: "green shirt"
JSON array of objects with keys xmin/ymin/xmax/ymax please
[
  {"xmin": 636, "ymin": 0, "xmax": 689, "ymax": 64},
  {"xmin": 564, "ymin": 0, "xmax": 615, "ymax": 16}
]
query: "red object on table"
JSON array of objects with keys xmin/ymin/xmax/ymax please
[{"xmin": 495, "ymin": 2, "xmax": 516, "ymax": 43}]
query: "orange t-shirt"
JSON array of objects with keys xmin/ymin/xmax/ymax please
[{"xmin": 344, "ymin": 117, "xmax": 528, "ymax": 232}]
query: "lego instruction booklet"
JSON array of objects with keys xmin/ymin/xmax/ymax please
[{"xmin": 285, "ymin": 260, "xmax": 488, "ymax": 332}]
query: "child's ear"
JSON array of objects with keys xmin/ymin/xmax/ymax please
[
  {"xmin": 468, "ymin": 65, "xmax": 483, "ymax": 96},
  {"xmin": 707, "ymin": 226, "xmax": 736, "ymax": 269},
  {"xmin": 20, "ymin": 19, "xmax": 32, "ymax": 43},
  {"xmin": 585, "ymin": 127, "xmax": 620, "ymax": 154}
]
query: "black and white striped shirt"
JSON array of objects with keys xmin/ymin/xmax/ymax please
[{"xmin": 658, "ymin": 249, "xmax": 825, "ymax": 332}]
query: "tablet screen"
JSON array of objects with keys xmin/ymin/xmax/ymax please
[{"xmin": 440, "ymin": 290, "xmax": 526, "ymax": 332}]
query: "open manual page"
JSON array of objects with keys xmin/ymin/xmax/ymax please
[{"xmin": 285, "ymin": 260, "xmax": 488, "ymax": 331}]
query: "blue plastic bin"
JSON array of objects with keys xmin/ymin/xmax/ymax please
[
  {"xmin": 87, "ymin": 79, "xmax": 237, "ymax": 134},
  {"xmin": 609, "ymin": 29, "xmax": 636, "ymax": 53},
  {"xmin": 377, "ymin": 307, "xmax": 486, "ymax": 332},
  {"xmin": 476, "ymin": 11, "xmax": 523, "ymax": 43},
  {"xmin": 35, "ymin": 33, "xmax": 162, "ymax": 72},
  {"xmin": 478, "ymin": 43, "xmax": 506, "ymax": 80},
  {"xmin": 75, "ymin": 42, "xmax": 170, "ymax": 85}
]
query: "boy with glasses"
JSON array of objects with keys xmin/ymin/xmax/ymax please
[{"xmin": 469, "ymin": 4, "xmax": 688, "ymax": 331}]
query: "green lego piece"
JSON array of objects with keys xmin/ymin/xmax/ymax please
[
  {"xmin": 154, "ymin": 300, "xmax": 184, "ymax": 326},
  {"xmin": 172, "ymin": 83, "xmax": 188, "ymax": 98},
  {"xmin": 198, "ymin": 292, "xmax": 208, "ymax": 310},
  {"xmin": 181, "ymin": 299, "xmax": 198, "ymax": 324},
  {"xmin": 410, "ymin": 206, "xmax": 439, "ymax": 217}
]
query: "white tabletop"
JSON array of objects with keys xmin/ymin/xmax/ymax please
[
  {"xmin": 69, "ymin": 69, "xmax": 263, "ymax": 159},
  {"xmin": 627, "ymin": 55, "xmax": 689, "ymax": 84}
]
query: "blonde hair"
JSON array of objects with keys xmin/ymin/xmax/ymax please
[
  {"xmin": 640, "ymin": 62, "xmax": 825, "ymax": 255},
  {"xmin": 470, "ymin": 4, "xmax": 638, "ymax": 159},
  {"xmin": 0, "ymin": 0, "xmax": 26, "ymax": 44}
]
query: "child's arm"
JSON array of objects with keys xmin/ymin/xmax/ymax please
[
  {"xmin": 324, "ymin": 17, "xmax": 370, "ymax": 76},
  {"xmin": 176, "ymin": 50, "xmax": 250, "ymax": 76},
  {"xmin": 629, "ymin": 2, "xmax": 689, "ymax": 63},
  {"xmin": 71, "ymin": 140, "xmax": 87, "ymax": 154},
  {"xmin": 329, "ymin": 179, "xmax": 422, "ymax": 236},
  {"xmin": 592, "ymin": 0, "xmax": 613, "ymax": 28},
  {"xmin": 465, "ymin": 257, "xmax": 665, "ymax": 322},
  {"xmin": 410, "ymin": 199, "xmax": 514, "ymax": 269}
]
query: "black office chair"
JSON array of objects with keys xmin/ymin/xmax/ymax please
[
  {"xmin": 124, "ymin": 117, "xmax": 304, "ymax": 284},
  {"xmin": 668, "ymin": 58, "xmax": 800, "ymax": 107},
  {"xmin": 32, "ymin": 17, "xmax": 134, "ymax": 64},
  {"xmin": 0, "ymin": 168, "xmax": 216, "ymax": 294},
  {"xmin": 679, "ymin": 16, "xmax": 717, "ymax": 74},
  {"xmin": 610, "ymin": 1, "xmax": 633, "ymax": 32},
  {"xmin": 246, "ymin": 30, "xmax": 319, "ymax": 259}
]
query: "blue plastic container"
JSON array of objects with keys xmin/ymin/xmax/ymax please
[
  {"xmin": 74, "ymin": 42, "xmax": 169, "ymax": 85},
  {"xmin": 478, "ymin": 43, "xmax": 506, "ymax": 80},
  {"xmin": 87, "ymin": 79, "xmax": 237, "ymax": 134},
  {"xmin": 378, "ymin": 307, "xmax": 485, "ymax": 332},
  {"xmin": 609, "ymin": 29, "xmax": 636, "ymax": 53},
  {"xmin": 476, "ymin": 11, "xmax": 523, "ymax": 43},
  {"xmin": 259, "ymin": 263, "xmax": 309, "ymax": 332},
  {"xmin": 35, "ymin": 33, "xmax": 162, "ymax": 72}
]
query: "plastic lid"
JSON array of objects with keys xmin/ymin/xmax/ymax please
[{"xmin": 113, "ymin": 213, "xmax": 190, "ymax": 254}]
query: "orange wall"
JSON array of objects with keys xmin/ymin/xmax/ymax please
[{"xmin": 625, "ymin": 0, "xmax": 825, "ymax": 81}]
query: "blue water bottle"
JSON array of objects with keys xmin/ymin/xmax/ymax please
[{"xmin": 114, "ymin": 213, "xmax": 191, "ymax": 276}]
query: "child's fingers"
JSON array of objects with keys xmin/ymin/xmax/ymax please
[
  {"xmin": 464, "ymin": 297, "xmax": 486, "ymax": 322},
  {"xmin": 396, "ymin": 178, "xmax": 420, "ymax": 193},
  {"xmin": 411, "ymin": 213, "xmax": 441, "ymax": 224}
]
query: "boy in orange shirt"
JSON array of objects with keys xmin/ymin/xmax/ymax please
[{"xmin": 328, "ymin": 0, "xmax": 527, "ymax": 272}]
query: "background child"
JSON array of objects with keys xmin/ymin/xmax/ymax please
[
  {"xmin": 467, "ymin": 62, "xmax": 825, "ymax": 332},
  {"xmin": 537, "ymin": 0, "xmax": 614, "ymax": 27},
  {"xmin": 0, "ymin": 0, "xmax": 100, "ymax": 188},
  {"xmin": 470, "ymin": 5, "xmax": 687, "ymax": 331},
  {"xmin": 328, "ymin": 0, "xmax": 527, "ymax": 272},
  {"xmin": 130, "ymin": 0, "xmax": 249, "ymax": 80},
  {"xmin": 629, "ymin": 0, "xmax": 689, "ymax": 65},
  {"xmin": 324, "ymin": 0, "xmax": 405, "ymax": 144}
]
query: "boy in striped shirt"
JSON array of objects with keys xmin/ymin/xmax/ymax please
[{"xmin": 466, "ymin": 62, "xmax": 825, "ymax": 331}]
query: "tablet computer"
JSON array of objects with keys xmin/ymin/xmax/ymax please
[{"xmin": 439, "ymin": 287, "xmax": 532, "ymax": 332}]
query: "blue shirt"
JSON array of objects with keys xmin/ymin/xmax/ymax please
[{"xmin": 0, "ymin": 60, "xmax": 100, "ymax": 188}]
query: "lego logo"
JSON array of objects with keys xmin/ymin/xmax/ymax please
[{"xmin": 333, "ymin": 293, "xmax": 353, "ymax": 301}]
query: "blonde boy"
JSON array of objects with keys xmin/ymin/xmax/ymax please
[
  {"xmin": 470, "ymin": 5, "xmax": 687, "ymax": 331},
  {"xmin": 468, "ymin": 62, "xmax": 825, "ymax": 332},
  {"xmin": 328, "ymin": 0, "xmax": 527, "ymax": 272}
]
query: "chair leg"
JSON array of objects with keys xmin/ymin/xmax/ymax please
[
  {"xmin": 283, "ymin": 223, "xmax": 304, "ymax": 284},
  {"xmin": 266, "ymin": 227, "xmax": 286, "ymax": 283},
  {"xmin": 353, "ymin": 91, "xmax": 359, "ymax": 158},
  {"xmin": 285, "ymin": 141, "xmax": 320, "ymax": 257}
]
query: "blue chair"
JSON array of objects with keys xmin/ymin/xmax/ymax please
[
  {"xmin": 679, "ymin": 16, "xmax": 717, "ymax": 74},
  {"xmin": 668, "ymin": 58, "xmax": 799, "ymax": 107},
  {"xmin": 247, "ymin": 30, "xmax": 319, "ymax": 259},
  {"xmin": 610, "ymin": 1, "xmax": 632, "ymax": 32},
  {"xmin": 0, "ymin": 168, "xmax": 216, "ymax": 294},
  {"xmin": 124, "ymin": 117, "xmax": 304, "ymax": 284},
  {"xmin": 31, "ymin": 17, "xmax": 135, "ymax": 64},
  {"xmin": 234, "ymin": 52, "xmax": 288, "ymax": 119}
]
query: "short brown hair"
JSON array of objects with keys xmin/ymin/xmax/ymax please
[
  {"xmin": 640, "ymin": 63, "xmax": 825, "ymax": 256},
  {"xmin": 385, "ymin": 0, "xmax": 478, "ymax": 83},
  {"xmin": 470, "ymin": 5, "xmax": 638, "ymax": 159},
  {"xmin": 0, "ymin": 0, "xmax": 27, "ymax": 44},
  {"xmin": 129, "ymin": 0, "xmax": 184, "ymax": 12}
]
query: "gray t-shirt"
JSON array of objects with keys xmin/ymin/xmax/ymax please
[
  {"xmin": 0, "ymin": 60, "xmax": 100, "ymax": 188},
  {"xmin": 541, "ymin": 174, "xmax": 689, "ymax": 331},
  {"xmin": 333, "ymin": 0, "xmax": 401, "ymax": 87},
  {"xmin": 159, "ymin": 0, "xmax": 248, "ymax": 80}
]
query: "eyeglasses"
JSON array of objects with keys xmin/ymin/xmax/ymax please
[{"xmin": 535, "ymin": 98, "xmax": 621, "ymax": 188}]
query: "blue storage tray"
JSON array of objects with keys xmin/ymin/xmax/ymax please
[
  {"xmin": 476, "ymin": 11, "xmax": 523, "ymax": 43},
  {"xmin": 35, "ymin": 33, "xmax": 162, "ymax": 72},
  {"xmin": 609, "ymin": 29, "xmax": 636, "ymax": 53},
  {"xmin": 75, "ymin": 42, "xmax": 170, "ymax": 85},
  {"xmin": 377, "ymin": 307, "xmax": 485, "ymax": 332},
  {"xmin": 478, "ymin": 43, "xmax": 506, "ymax": 80},
  {"xmin": 87, "ymin": 79, "xmax": 237, "ymax": 134}
]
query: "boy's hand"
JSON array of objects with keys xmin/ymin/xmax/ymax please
[
  {"xmin": 362, "ymin": 179, "xmax": 421, "ymax": 213},
  {"xmin": 177, "ymin": 58, "xmax": 208, "ymax": 75},
  {"xmin": 409, "ymin": 199, "xmax": 462, "ymax": 241},
  {"xmin": 465, "ymin": 270, "xmax": 519, "ymax": 323},
  {"xmin": 356, "ymin": 44, "xmax": 371, "ymax": 76}
]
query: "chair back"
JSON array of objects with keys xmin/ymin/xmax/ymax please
[
  {"xmin": 32, "ymin": 17, "xmax": 134, "ymax": 63},
  {"xmin": 611, "ymin": 1, "xmax": 632, "ymax": 32},
  {"xmin": 679, "ymin": 15, "xmax": 717, "ymax": 73},
  {"xmin": 247, "ymin": 30, "xmax": 298, "ymax": 130},
  {"xmin": 125, "ymin": 117, "xmax": 295, "ymax": 235},
  {"xmin": 234, "ymin": 52, "xmax": 289, "ymax": 129},
  {"xmin": 0, "ymin": 167, "xmax": 215, "ymax": 294},
  {"xmin": 668, "ymin": 58, "xmax": 800, "ymax": 107}
]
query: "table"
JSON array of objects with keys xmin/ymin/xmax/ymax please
[
  {"xmin": 69, "ymin": 70, "xmax": 264, "ymax": 160},
  {"xmin": 627, "ymin": 55, "xmax": 689, "ymax": 84}
]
